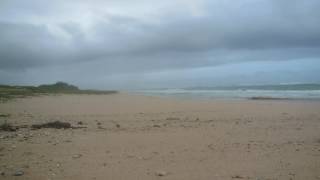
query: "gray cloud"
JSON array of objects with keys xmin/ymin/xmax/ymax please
[{"xmin": 0, "ymin": 0, "xmax": 320, "ymax": 87}]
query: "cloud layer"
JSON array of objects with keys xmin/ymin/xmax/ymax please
[{"xmin": 0, "ymin": 0, "xmax": 320, "ymax": 88}]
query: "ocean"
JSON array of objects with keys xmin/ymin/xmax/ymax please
[{"xmin": 134, "ymin": 84, "xmax": 320, "ymax": 100}]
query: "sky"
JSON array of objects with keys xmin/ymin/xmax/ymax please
[{"xmin": 0, "ymin": 0, "xmax": 320, "ymax": 89}]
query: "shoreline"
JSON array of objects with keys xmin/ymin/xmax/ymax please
[
  {"xmin": 128, "ymin": 91, "xmax": 320, "ymax": 102},
  {"xmin": 2, "ymin": 90, "xmax": 320, "ymax": 104}
]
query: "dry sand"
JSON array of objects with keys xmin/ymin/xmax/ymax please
[{"xmin": 0, "ymin": 93, "xmax": 320, "ymax": 180}]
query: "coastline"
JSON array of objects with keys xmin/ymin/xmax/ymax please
[{"xmin": 132, "ymin": 88, "xmax": 320, "ymax": 101}]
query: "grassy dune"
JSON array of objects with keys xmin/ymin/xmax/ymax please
[{"xmin": 0, "ymin": 82, "xmax": 117, "ymax": 102}]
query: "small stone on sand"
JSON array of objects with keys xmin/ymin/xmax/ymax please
[
  {"xmin": 13, "ymin": 170, "xmax": 24, "ymax": 176},
  {"xmin": 72, "ymin": 154, "xmax": 82, "ymax": 159},
  {"xmin": 155, "ymin": 170, "xmax": 167, "ymax": 177}
]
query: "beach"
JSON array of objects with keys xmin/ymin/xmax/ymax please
[{"xmin": 0, "ymin": 93, "xmax": 320, "ymax": 180}]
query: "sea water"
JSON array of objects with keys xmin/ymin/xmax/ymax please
[{"xmin": 134, "ymin": 84, "xmax": 320, "ymax": 100}]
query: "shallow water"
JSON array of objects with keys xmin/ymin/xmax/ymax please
[{"xmin": 135, "ymin": 84, "xmax": 320, "ymax": 100}]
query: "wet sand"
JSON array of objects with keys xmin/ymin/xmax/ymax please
[{"xmin": 0, "ymin": 93, "xmax": 320, "ymax": 180}]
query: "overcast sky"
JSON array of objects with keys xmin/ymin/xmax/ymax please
[{"xmin": 0, "ymin": 0, "xmax": 320, "ymax": 89}]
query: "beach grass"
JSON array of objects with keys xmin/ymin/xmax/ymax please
[{"xmin": 0, "ymin": 82, "xmax": 117, "ymax": 102}]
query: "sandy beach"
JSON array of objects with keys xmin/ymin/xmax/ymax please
[{"xmin": 0, "ymin": 93, "xmax": 320, "ymax": 180}]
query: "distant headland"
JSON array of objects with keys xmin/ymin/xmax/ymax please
[{"xmin": 0, "ymin": 82, "xmax": 117, "ymax": 102}]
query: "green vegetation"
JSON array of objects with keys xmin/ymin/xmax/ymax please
[
  {"xmin": 0, "ymin": 113, "xmax": 11, "ymax": 118},
  {"xmin": 38, "ymin": 81, "xmax": 79, "ymax": 92},
  {"xmin": 0, "ymin": 82, "xmax": 117, "ymax": 102}
]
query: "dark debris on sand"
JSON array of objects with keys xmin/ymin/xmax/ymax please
[
  {"xmin": 0, "ymin": 123, "xmax": 19, "ymax": 132},
  {"xmin": 31, "ymin": 121, "xmax": 71, "ymax": 129}
]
